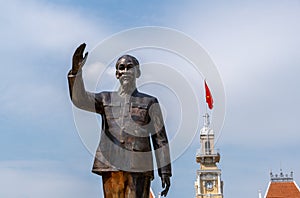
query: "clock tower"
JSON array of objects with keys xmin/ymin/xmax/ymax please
[{"xmin": 194, "ymin": 113, "xmax": 223, "ymax": 197}]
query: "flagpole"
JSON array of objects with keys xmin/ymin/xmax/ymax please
[
  {"xmin": 203, "ymin": 79, "xmax": 215, "ymax": 154},
  {"xmin": 203, "ymin": 79, "xmax": 209, "ymax": 154}
]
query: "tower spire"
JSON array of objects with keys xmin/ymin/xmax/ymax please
[
  {"xmin": 194, "ymin": 113, "xmax": 223, "ymax": 198},
  {"xmin": 258, "ymin": 190, "xmax": 262, "ymax": 198},
  {"xmin": 204, "ymin": 113, "xmax": 210, "ymax": 128}
]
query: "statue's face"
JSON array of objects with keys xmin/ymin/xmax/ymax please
[{"xmin": 116, "ymin": 57, "xmax": 139, "ymax": 87}]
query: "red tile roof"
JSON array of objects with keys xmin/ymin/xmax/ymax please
[{"xmin": 265, "ymin": 181, "xmax": 300, "ymax": 198}]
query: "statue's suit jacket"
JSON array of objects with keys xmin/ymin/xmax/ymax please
[{"xmin": 68, "ymin": 70, "xmax": 172, "ymax": 179}]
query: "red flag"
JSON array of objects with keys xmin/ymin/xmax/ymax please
[{"xmin": 205, "ymin": 80, "xmax": 214, "ymax": 109}]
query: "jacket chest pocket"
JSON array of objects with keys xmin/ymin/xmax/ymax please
[
  {"xmin": 130, "ymin": 103, "xmax": 149, "ymax": 124},
  {"xmin": 103, "ymin": 101, "xmax": 121, "ymax": 119}
]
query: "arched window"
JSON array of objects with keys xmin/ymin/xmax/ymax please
[{"xmin": 205, "ymin": 141, "xmax": 211, "ymax": 154}]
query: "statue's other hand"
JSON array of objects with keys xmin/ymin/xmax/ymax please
[
  {"xmin": 72, "ymin": 43, "xmax": 88, "ymax": 74},
  {"xmin": 160, "ymin": 175, "xmax": 170, "ymax": 197}
]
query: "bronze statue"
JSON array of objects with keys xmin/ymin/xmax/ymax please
[{"xmin": 68, "ymin": 43, "xmax": 172, "ymax": 197}]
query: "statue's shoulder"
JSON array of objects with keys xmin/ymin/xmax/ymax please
[
  {"xmin": 95, "ymin": 91, "xmax": 117, "ymax": 102},
  {"xmin": 134, "ymin": 91, "xmax": 158, "ymax": 104}
]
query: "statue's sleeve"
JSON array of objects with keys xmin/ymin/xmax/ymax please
[
  {"xmin": 149, "ymin": 99, "xmax": 172, "ymax": 177},
  {"xmin": 67, "ymin": 70, "xmax": 103, "ymax": 114}
]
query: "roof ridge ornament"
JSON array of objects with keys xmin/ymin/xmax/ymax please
[{"xmin": 270, "ymin": 170, "xmax": 294, "ymax": 182}]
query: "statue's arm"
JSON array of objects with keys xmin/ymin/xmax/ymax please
[
  {"xmin": 67, "ymin": 43, "xmax": 102, "ymax": 113},
  {"xmin": 149, "ymin": 99, "xmax": 172, "ymax": 196}
]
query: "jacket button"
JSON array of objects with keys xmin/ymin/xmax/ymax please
[{"xmin": 120, "ymin": 139, "xmax": 125, "ymax": 144}]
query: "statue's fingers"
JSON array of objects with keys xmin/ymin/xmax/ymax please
[
  {"xmin": 166, "ymin": 179, "xmax": 170, "ymax": 187},
  {"xmin": 74, "ymin": 43, "xmax": 86, "ymax": 57},
  {"xmin": 80, "ymin": 52, "xmax": 88, "ymax": 67},
  {"xmin": 161, "ymin": 186, "xmax": 169, "ymax": 197},
  {"xmin": 83, "ymin": 52, "xmax": 88, "ymax": 61},
  {"xmin": 78, "ymin": 43, "xmax": 86, "ymax": 56}
]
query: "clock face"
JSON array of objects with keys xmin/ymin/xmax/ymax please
[{"xmin": 205, "ymin": 181, "xmax": 214, "ymax": 190}]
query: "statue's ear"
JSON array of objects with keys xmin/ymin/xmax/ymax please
[
  {"xmin": 116, "ymin": 71, "xmax": 120, "ymax": 79},
  {"xmin": 136, "ymin": 67, "xmax": 141, "ymax": 78}
]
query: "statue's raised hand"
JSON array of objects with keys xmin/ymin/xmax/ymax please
[{"xmin": 72, "ymin": 43, "xmax": 88, "ymax": 74}]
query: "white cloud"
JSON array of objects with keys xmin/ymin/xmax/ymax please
[
  {"xmin": 1, "ymin": 0, "xmax": 106, "ymax": 53},
  {"xmin": 0, "ymin": 160, "xmax": 102, "ymax": 198},
  {"xmin": 168, "ymin": 1, "xmax": 300, "ymax": 90},
  {"xmin": 0, "ymin": 82, "xmax": 69, "ymax": 125},
  {"xmin": 164, "ymin": 1, "xmax": 300, "ymax": 147},
  {"xmin": 0, "ymin": 0, "xmax": 110, "ymax": 124}
]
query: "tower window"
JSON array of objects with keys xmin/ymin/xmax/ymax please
[{"xmin": 205, "ymin": 141, "xmax": 211, "ymax": 154}]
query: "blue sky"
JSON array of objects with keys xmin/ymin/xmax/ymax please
[{"xmin": 1, "ymin": 0, "xmax": 300, "ymax": 197}]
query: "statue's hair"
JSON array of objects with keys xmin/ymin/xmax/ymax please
[{"xmin": 115, "ymin": 55, "xmax": 141, "ymax": 78}]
